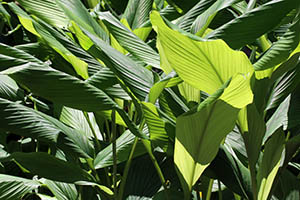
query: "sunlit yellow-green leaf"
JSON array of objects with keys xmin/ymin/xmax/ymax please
[{"xmin": 150, "ymin": 11, "xmax": 254, "ymax": 95}]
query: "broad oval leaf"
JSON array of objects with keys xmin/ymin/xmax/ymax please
[{"xmin": 151, "ymin": 11, "xmax": 253, "ymax": 95}]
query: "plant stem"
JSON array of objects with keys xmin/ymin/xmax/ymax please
[
  {"xmin": 111, "ymin": 110, "xmax": 117, "ymax": 199},
  {"xmin": 117, "ymin": 137, "xmax": 138, "ymax": 200},
  {"xmin": 206, "ymin": 179, "xmax": 214, "ymax": 200},
  {"xmin": 83, "ymin": 112, "xmax": 101, "ymax": 152},
  {"xmin": 142, "ymin": 139, "xmax": 170, "ymax": 200},
  {"xmin": 217, "ymin": 180, "xmax": 222, "ymax": 200}
]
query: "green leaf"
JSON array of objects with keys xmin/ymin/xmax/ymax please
[
  {"xmin": 12, "ymin": 152, "xmax": 94, "ymax": 183},
  {"xmin": 0, "ymin": 174, "xmax": 41, "ymax": 200},
  {"xmin": 151, "ymin": 11, "xmax": 253, "ymax": 95},
  {"xmin": 254, "ymin": 19, "xmax": 300, "ymax": 71},
  {"xmin": 257, "ymin": 128, "xmax": 285, "ymax": 200},
  {"xmin": 9, "ymin": 4, "xmax": 89, "ymax": 79},
  {"xmin": 190, "ymin": 0, "xmax": 240, "ymax": 35},
  {"xmin": 206, "ymin": 0, "xmax": 300, "ymax": 49},
  {"xmin": 148, "ymin": 71, "xmax": 182, "ymax": 104},
  {"xmin": 0, "ymin": 97, "xmax": 94, "ymax": 158},
  {"xmin": 242, "ymin": 104, "xmax": 266, "ymax": 172},
  {"xmin": 273, "ymin": 169, "xmax": 300, "ymax": 200},
  {"xmin": 267, "ymin": 62, "xmax": 300, "ymax": 111},
  {"xmin": 142, "ymin": 102, "xmax": 170, "ymax": 151},
  {"xmin": 55, "ymin": 0, "xmax": 109, "ymax": 41},
  {"xmin": 0, "ymin": 42, "xmax": 43, "ymax": 70},
  {"xmin": 0, "ymin": 75, "xmax": 24, "ymax": 101},
  {"xmin": 41, "ymin": 179, "xmax": 78, "ymax": 200},
  {"xmin": 175, "ymin": 0, "xmax": 216, "ymax": 31},
  {"xmin": 99, "ymin": 12, "xmax": 161, "ymax": 69},
  {"xmin": 16, "ymin": 0, "xmax": 69, "ymax": 28},
  {"xmin": 56, "ymin": 106, "xmax": 101, "ymax": 139},
  {"xmin": 174, "ymin": 77, "xmax": 252, "ymax": 195},
  {"xmin": 1, "ymin": 63, "xmax": 117, "ymax": 112},
  {"xmin": 123, "ymin": 0, "xmax": 154, "ymax": 30},
  {"xmin": 207, "ymin": 145, "xmax": 252, "ymax": 199},
  {"xmin": 94, "ymin": 130, "xmax": 146, "ymax": 169},
  {"xmin": 82, "ymin": 27, "xmax": 154, "ymax": 100}
]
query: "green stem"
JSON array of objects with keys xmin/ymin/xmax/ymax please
[
  {"xmin": 217, "ymin": 180, "xmax": 222, "ymax": 200},
  {"xmin": 83, "ymin": 112, "xmax": 101, "ymax": 152},
  {"xmin": 141, "ymin": 139, "xmax": 170, "ymax": 200},
  {"xmin": 111, "ymin": 110, "xmax": 117, "ymax": 199},
  {"xmin": 117, "ymin": 137, "xmax": 138, "ymax": 200},
  {"xmin": 206, "ymin": 179, "xmax": 214, "ymax": 200},
  {"xmin": 105, "ymin": 119, "xmax": 111, "ymax": 142}
]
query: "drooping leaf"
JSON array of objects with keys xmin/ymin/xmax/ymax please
[
  {"xmin": 206, "ymin": 0, "xmax": 300, "ymax": 49},
  {"xmin": 12, "ymin": 152, "xmax": 94, "ymax": 183},
  {"xmin": 1, "ymin": 63, "xmax": 117, "ymax": 112},
  {"xmin": 0, "ymin": 174, "xmax": 41, "ymax": 200}
]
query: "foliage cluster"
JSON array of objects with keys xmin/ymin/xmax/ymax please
[{"xmin": 0, "ymin": 0, "xmax": 299, "ymax": 200}]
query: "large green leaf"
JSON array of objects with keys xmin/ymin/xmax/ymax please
[
  {"xmin": 206, "ymin": 0, "xmax": 300, "ymax": 49},
  {"xmin": 174, "ymin": 77, "xmax": 252, "ymax": 196},
  {"xmin": 0, "ymin": 174, "xmax": 41, "ymax": 200},
  {"xmin": 257, "ymin": 128, "xmax": 285, "ymax": 200},
  {"xmin": 11, "ymin": 152, "xmax": 94, "ymax": 183},
  {"xmin": 1, "ymin": 63, "xmax": 117, "ymax": 112},
  {"xmin": 123, "ymin": 0, "xmax": 153, "ymax": 30},
  {"xmin": 99, "ymin": 12, "xmax": 161, "ymax": 69},
  {"xmin": 16, "ymin": 0, "xmax": 69, "ymax": 28},
  {"xmin": 151, "ymin": 11, "xmax": 253, "ymax": 95},
  {"xmin": 0, "ymin": 97, "xmax": 94, "ymax": 158}
]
